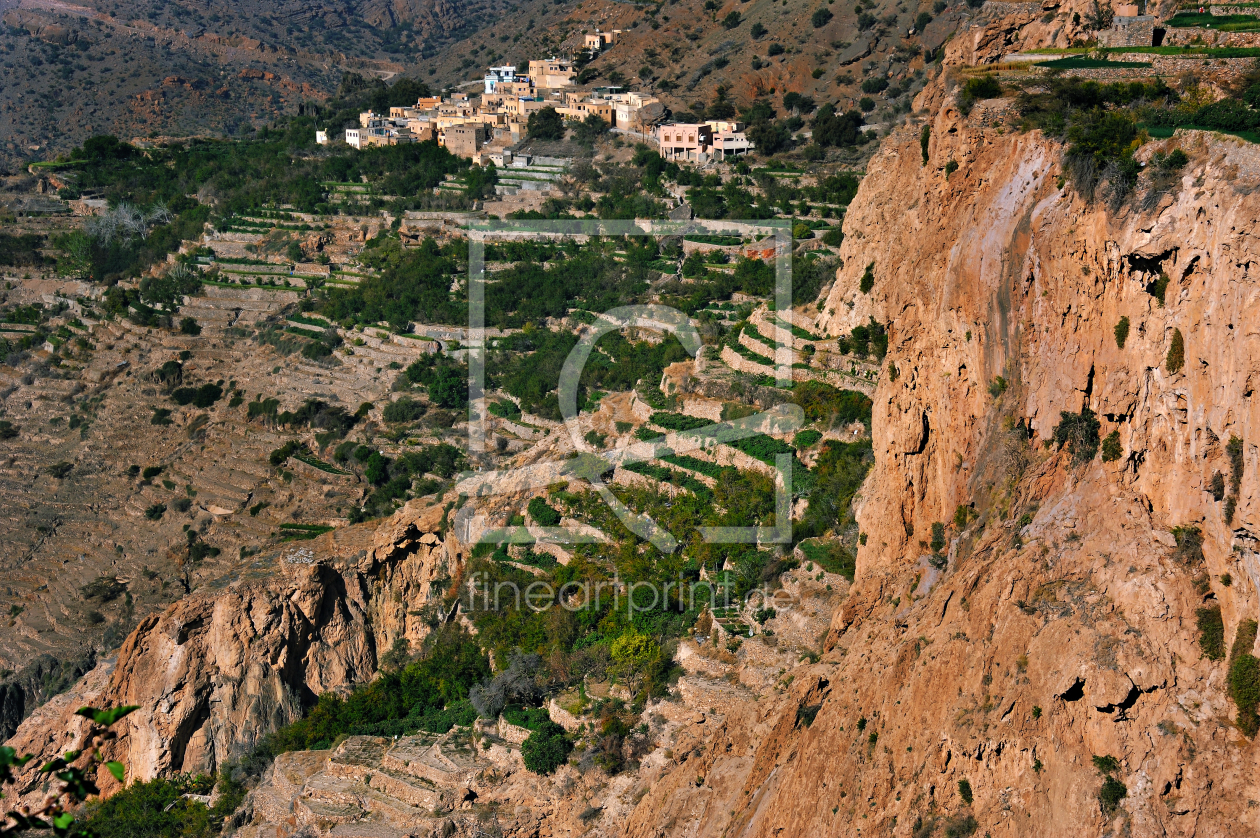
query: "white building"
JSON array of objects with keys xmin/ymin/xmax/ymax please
[
  {"xmin": 484, "ymin": 65, "xmax": 516, "ymax": 94},
  {"xmin": 315, "ymin": 130, "xmax": 328, "ymax": 145}
]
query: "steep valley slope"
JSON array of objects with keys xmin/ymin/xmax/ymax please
[
  {"xmin": 9, "ymin": 7, "xmax": 1260, "ymax": 838},
  {"xmin": 11, "ymin": 98, "xmax": 1260, "ymax": 836}
]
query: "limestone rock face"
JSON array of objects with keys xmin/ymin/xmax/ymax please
[
  {"xmin": 3, "ymin": 499, "xmax": 458, "ymax": 805},
  {"xmin": 622, "ymin": 113, "xmax": 1260, "ymax": 834}
]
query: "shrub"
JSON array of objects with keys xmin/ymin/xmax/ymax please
[
  {"xmin": 954, "ymin": 504, "xmax": 972, "ymax": 529},
  {"xmin": 383, "ymin": 396, "xmax": 426, "ymax": 424},
  {"xmin": 1171, "ymin": 525, "xmax": 1204, "ymax": 563},
  {"xmin": 144, "ymin": 503, "xmax": 166, "ymax": 520},
  {"xmin": 723, "ymin": 10, "xmax": 742, "ymax": 28},
  {"xmin": 1052, "ymin": 408, "xmax": 1100, "ymax": 464},
  {"xmin": 861, "ymin": 77, "xmax": 889, "ymax": 95},
  {"xmin": 963, "ymin": 75, "xmax": 1001, "ymax": 100},
  {"xmin": 931, "ymin": 522, "xmax": 946, "ymax": 553},
  {"xmin": 1148, "ymin": 272, "xmax": 1170, "ymax": 306},
  {"xmin": 768, "ymin": 42, "xmax": 785, "ymax": 56},
  {"xmin": 1100, "ymin": 430, "xmax": 1122, "ymax": 462},
  {"xmin": 920, "ymin": 124, "xmax": 930, "ymax": 164},
  {"xmin": 1166, "ymin": 328, "xmax": 1184, "ymax": 373},
  {"xmin": 958, "ymin": 777, "xmax": 973, "ymax": 804},
  {"xmin": 944, "ymin": 160, "xmax": 959, "ymax": 178},
  {"xmin": 1228, "ymin": 435, "xmax": 1245, "ymax": 495},
  {"xmin": 1210, "ymin": 470, "xmax": 1226, "ymax": 501},
  {"xmin": 179, "ymin": 317, "xmax": 201, "ymax": 336},
  {"xmin": 269, "ymin": 439, "xmax": 301, "ymax": 467},
  {"xmin": 943, "ymin": 814, "xmax": 979, "ymax": 838},
  {"xmin": 151, "ymin": 407, "xmax": 172, "ymax": 426},
  {"xmin": 528, "ymin": 496, "xmax": 562, "ymax": 526},
  {"xmin": 47, "ymin": 461, "xmax": 73, "ymax": 479},
  {"xmin": 916, "ymin": 11, "xmax": 932, "ymax": 29},
  {"xmin": 171, "ymin": 383, "xmax": 223, "ymax": 408},
  {"xmin": 0, "ymin": 420, "xmax": 18, "ymax": 440},
  {"xmin": 1113, "ymin": 316, "xmax": 1129, "ymax": 349},
  {"xmin": 751, "ymin": 21, "xmax": 767, "ymax": 37},
  {"xmin": 988, "ymin": 376, "xmax": 1007, "ymax": 399},
  {"xmin": 859, "ymin": 262, "xmax": 874, "ymax": 293},
  {"xmin": 1099, "ymin": 776, "xmax": 1127, "ymax": 816},
  {"xmin": 522, "ymin": 721, "xmax": 573, "ymax": 774},
  {"xmin": 822, "ymin": 226, "xmax": 844, "ymax": 246},
  {"xmin": 1229, "ymin": 619, "xmax": 1260, "ymax": 736},
  {"xmin": 812, "ymin": 7, "xmax": 834, "ymax": 26},
  {"xmin": 1197, "ymin": 605, "xmax": 1225, "ymax": 660}
]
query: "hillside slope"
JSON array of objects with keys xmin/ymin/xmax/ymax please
[{"xmin": 619, "ymin": 88, "xmax": 1260, "ymax": 838}]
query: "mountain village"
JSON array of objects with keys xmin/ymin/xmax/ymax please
[{"xmin": 318, "ymin": 36, "xmax": 753, "ymax": 168}]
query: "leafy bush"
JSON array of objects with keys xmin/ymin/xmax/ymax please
[
  {"xmin": 521, "ymin": 721, "xmax": 573, "ymax": 774},
  {"xmin": 1101, "ymin": 430, "xmax": 1122, "ymax": 462},
  {"xmin": 812, "ymin": 105, "xmax": 866, "ymax": 148},
  {"xmin": 81, "ymin": 773, "xmax": 242, "ymax": 838},
  {"xmin": 751, "ymin": 22, "xmax": 767, "ymax": 38},
  {"xmin": 269, "ymin": 440, "xmax": 302, "ymax": 467},
  {"xmin": 723, "ymin": 10, "xmax": 742, "ymax": 28},
  {"xmin": 931, "ymin": 522, "xmax": 946, "ymax": 553},
  {"xmin": 861, "ymin": 77, "xmax": 888, "ymax": 95},
  {"xmin": 812, "ymin": 7, "xmax": 833, "ymax": 27},
  {"xmin": 1098, "ymin": 775, "xmax": 1127, "ymax": 815},
  {"xmin": 1113, "ymin": 316, "xmax": 1129, "ymax": 349},
  {"xmin": 651, "ymin": 412, "xmax": 712, "ymax": 432},
  {"xmin": 1230, "ymin": 619, "xmax": 1260, "ymax": 736},
  {"xmin": 1197, "ymin": 604, "xmax": 1225, "ymax": 660},
  {"xmin": 0, "ymin": 420, "xmax": 18, "ymax": 440},
  {"xmin": 144, "ymin": 503, "xmax": 166, "ymax": 520},
  {"xmin": 171, "ymin": 383, "xmax": 223, "ymax": 408},
  {"xmin": 798, "ymin": 539, "xmax": 856, "ymax": 581},
  {"xmin": 859, "ymin": 262, "xmax": 875, "ymax": 293},
  {"xmin": 958, "ymin": 777, "xmax": 973, "ymax": 804},
  {"xmin": 1052, "ymin": 408, "xmax": 1100, "ymax": 464},
  {"xmin": 1166, "ymin": 328, "xmax": 1185, "ymax": 373},
  {"xmin": 793, "ymin": 429, "xmax": 823, "ymax": 448},
  {"xmin": 179, "ymin": 317, "xmax": 201, "ymax": 336},
  {"xmin": 383, "ymin": 396, "xmax": 427, "ymax": 424},
  {"xmin": 920, "ymin": 124, "xmax": 930, "ymax": 164},
  {"xmin": 528, "ymin": 496, "xmax": 562, "ymax": 526}
]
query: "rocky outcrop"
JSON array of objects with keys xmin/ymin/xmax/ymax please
[
  {"xmin": 2, "ymin": 498, "xmax": 460, "ymax": 808},
  {"xmin": 622, "ymin": 108, "xmax": 1260, "ymax": 835},
  {"xmin": 0, "ymin": 650, "xmax": 97, "ymax": 742}
]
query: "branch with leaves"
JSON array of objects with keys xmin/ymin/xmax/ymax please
[{"xmin": 0, "ymin": 705, "xmax": 137, "ymax": 838}]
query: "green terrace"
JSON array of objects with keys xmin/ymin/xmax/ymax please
[
  {"xmin": 1023, "ymin": 45, "xmax": 1260, "ymax": 58},
  {"xmin": 1166, "ymin": 10, "xmax": 1260, "ymax": 30},
  {"xmin": 279, "ymin": 523, "xmax": 337, "ymax": 541},
  {"xmin": 1035, "ymin": 56, "xmax": 1153, "ymax": 69}
]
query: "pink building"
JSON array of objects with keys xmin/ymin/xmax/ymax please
[{"xmin": 657, "ymin": 123, "xmax": 712, "ymax": 161}]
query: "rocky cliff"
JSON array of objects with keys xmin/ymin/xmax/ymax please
[
  {"xmin": 617, "ymin": 93, "xmax": 1260, "ymax": 836},
  {"xmin": 3, "ymin": 499, "xmax": 458, "ymax": 807}
]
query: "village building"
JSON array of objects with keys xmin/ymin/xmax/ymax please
[{"xmin": 528, "ymin": 58, "xmax": 576, "ymax": 90}]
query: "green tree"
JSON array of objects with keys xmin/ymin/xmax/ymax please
[
  {"xmin": 610, "ymin": 631, "xmax": 660, "ymax": 695},
  {"xmin": 520, "ymin": 722, "xmax": 572, "ymax": 774},
  {"xmin": 527, "ymin": 107, "xmax": 566, "ymax": 141}
]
